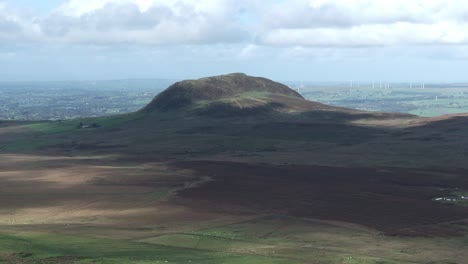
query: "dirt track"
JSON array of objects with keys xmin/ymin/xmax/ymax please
[{"xmin": 172, "ymin": 161, "xmax": 468, "ymax": 236}]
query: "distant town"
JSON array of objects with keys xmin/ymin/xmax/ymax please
[{"xmin": 0, "ymin": 79, "xmax": 175, "ymax": 120}]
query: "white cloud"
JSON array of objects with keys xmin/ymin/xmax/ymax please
[
  {"xmin": 0, "ymin": 3, "xmax": 39, "ymax": 42},
  {"xmin": 238, "ymin": 44, "xmax": 259, "ymax": 59},
  {"xmin": 4, "ymin": 0, "xmax": 468, "ymax": 48},
  {"xmin": 262, "ymin": 0, "xmax": 436, "ymax": 29},
  {"xmin": 260, "ymin": 22, "xmax": 468, "ymax": 47},
  {"xmin": 258, "ymin": 0, "xmax": 468, "ymax": 46},
  {"xmin": 0, "ymin": 0, "xmax": 251, "ymax": 45},
  {"xmin": 42, "ymin": 0, "xmax": 251, "ymax": 45}
]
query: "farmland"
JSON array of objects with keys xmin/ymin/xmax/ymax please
[{"xmin": 289, "ymin": 82, "xmax": 468, "ymax": 116}]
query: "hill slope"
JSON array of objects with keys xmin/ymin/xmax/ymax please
[
  {"xmin": 2, "ymin": 74, "xmax": 468, "ymax": 264},
  {"xmin": 141, "ymin": 73, "xmax": 352, "ymax": 116}
]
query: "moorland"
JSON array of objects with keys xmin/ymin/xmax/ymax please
[{"xmin": 0, "ymin": 73, "xmax": 468, "ymax": 264}]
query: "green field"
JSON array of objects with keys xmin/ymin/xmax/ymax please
[
  {"xmin": 299, "ymin": 84, "xmax": 468, "ymax": 117},
  {"xmin": 1, "ymin": 214, "xmax": 466, "ymax": 264},
  {"xmin": 0, "ymin": 233, "xmax": 301, "ymax": 264}
]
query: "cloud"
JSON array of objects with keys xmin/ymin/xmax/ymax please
[
  {"xmin": 261, "ymin": 0, "xmax": 435, "ymax": 29},
  {"xmin": 258, "ymin": 0, "xmax": 468, "ymax": 47},
  {"xmin": 4, "ymin": 0, "xmax": 468, "ymax": 48},
  {"xmin": 236, "ymin": 44, "xmax": 258, "ymax": 59},
  {"xmin": 259, "ymin": 22, "xmax": 468, "ymax": 47},
  {"xmin": 0, "ymin": 3, "xmax": 29, "ymax": 41},
  {"xmin": 0, "ymin": 0, "xmax": 251, "ymax": 45},
  {"xmin": 41, "ymin": 0, "xmax": 251, "ymax": 45}
]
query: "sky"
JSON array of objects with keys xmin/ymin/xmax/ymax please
[{"xmin": 3, "ymin": 0, "xmax": 468, "ymax": 82}]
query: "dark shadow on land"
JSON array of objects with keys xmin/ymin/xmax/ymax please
[{"xmin": 171, "ymin": 161, "xmax": 468, "ymax": 237}]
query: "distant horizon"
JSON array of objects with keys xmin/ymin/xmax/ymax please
[{"xmin": 2, "ymin": 75, "xmax": 468, "ymax": 85}]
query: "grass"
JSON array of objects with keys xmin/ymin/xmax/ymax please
[
  {"xmin": 0, "ymin": 233, "xmax": 301, "ymax": 264},
  {"xmin": 1, "ymin": 113, "xmax": 144, "ymax": 152},
  {"xmin": 0, "ymin": 216, "xmax": 444, "ymax": 264},
  {"xmin": 141, "ymin": 234, "xmax": 262, "ymax": 252},
  {"xmin": 1, "ymin": 139, "xmax": 51, "ymax": 152},
  {"xmin": 26, "ymin": 113, "xmax": 142, "ymax": 134},
  {"xmin": 236, "ymin": 91, "xmax": 272, "ymax": 99},
  {"xmin": 2, "ymin": 105, "xmax": 464, "ymax": 169},
  {"xmin": 147, "ymin": 188, "xmax": 173, "ymax": 199},
  {"xmin": 26, "ymin": 120, "xmax": 81, "ymax": 134},
  {"xmin": 139, "ymin": 223, "xmax": 423, "ymax": 264},
  {"xmin": 2, "ymin": 104, "xmax": 468, "ymax": 170}
]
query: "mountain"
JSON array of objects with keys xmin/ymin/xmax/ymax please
[{"xmin": 141, "ymin": 73, "xmax": 351, "ymax": 116}]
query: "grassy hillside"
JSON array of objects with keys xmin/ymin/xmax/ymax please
[
  {"xmin": 1, "ymin": 74, "xmax": 468, "ymax": 263},
  {"xmin": 3, "ymin": 104, "xmax": 467, "ymax": 169},
  {"xmin": 0, "ymin": 232, "xmax": 301, "ymax": 264},
  {"xmin": 142, "ymin": 73, "xmax": 303, "ymax": 111}
]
